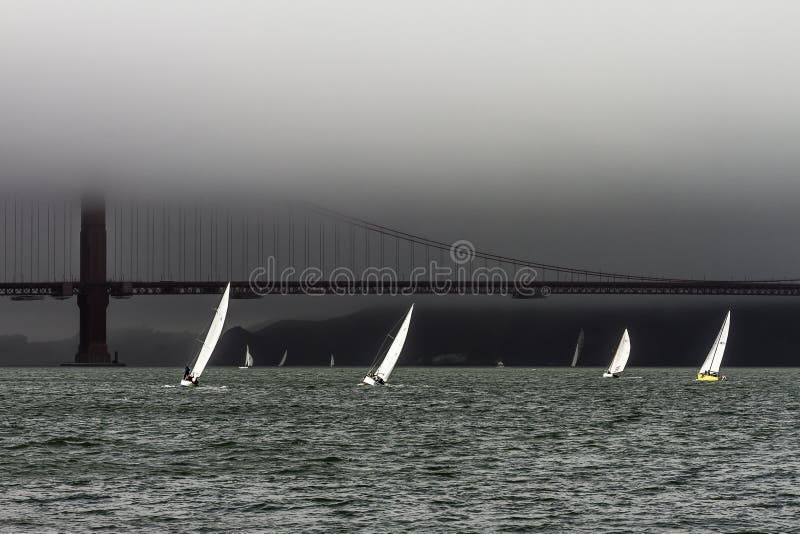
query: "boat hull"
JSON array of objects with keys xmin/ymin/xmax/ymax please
[
  {"xmin": 362, "ymin": 376, "xmax": 376, "ymax": 386},
  {"xmin": 602, "ymin": 372, "xmax": 620, "ymax": 378},
  {"xmin": 238, "ymin": 367, "xmax": 251, "ymax": 369},
  {"xmin": 697, "ymin": 373, "xmax": 725, "ymax": 382},
  {"xmin": 179, "ymin": 379, "xmax": 197, "ymax": 387}
]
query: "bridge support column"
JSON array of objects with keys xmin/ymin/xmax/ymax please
[{"xmin": 71, "ymin": 195, "xmax": 113, "ymax": 364}]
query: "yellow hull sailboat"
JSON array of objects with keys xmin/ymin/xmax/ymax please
[
  {"xmin": 697, "ymin": 373, "xmax": 721, "ymax": 382},
  {"xmin": 696, "ymin": 311, "xmax": 730, "ymax": 382}
]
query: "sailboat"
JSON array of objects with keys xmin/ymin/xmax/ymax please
[
  {"xmin": 697, "ymin": 311, "xmax": 731, "ymax": 382},
  {"xmin": 571, "ymin": 329, "xmax": 584, "ymax": 367},
  {"xmin": 602, "ymin": 329, "xmax": 630, "ymax": 378},
  {"xmin": 278, "ymin": 350, "xmax": 287, "ymax": 367},
  {"xmin": 330, "ymin": 354, "xmax": 335, "ymax": 367},
  {"xmin": 239, "ymin": 345, "xmax": 254, "ymax": 369},
  {"xmin": 362, "ymin": 304, "xmax": 414, "ymax": 386},
  {"xmin": 180, "ymin": 282, "xmax": 231, "ymax": 387}
]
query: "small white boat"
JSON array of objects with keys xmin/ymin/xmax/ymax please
[
  {"xmin": 697, "ymin": 311, "xmax": 731, "ymax": 382},
  {"xmin": 181, "ymin": 283, "xmax": 230, "ymax": 386},
  {"xmin": 239, "ymin": 345, "xmax": 254, "ymax": 369},
  {"xmin": 495, "ymin": 360, "xmax": 505, "ymax": 368},
  {"xmin": 278, "ymin": 349, "xmax": 287, "ymax": 367},
  {"xmin": 363, "ymin": 304, "xmax": 414, "ymax": 386},
  {"xmin": 571, "ymin": 329, "xmax": 584, "ymax": 367},
  {"xmin": 602, "ymin": 329, "xmax": 630, "ymax": 378},
  {"xmin": 330, "ymin": 354, "xmax": 335, "ymax": 367}
]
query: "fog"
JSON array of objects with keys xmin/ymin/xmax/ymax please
[
  {"xmin": 2, "ymin": 1, "xmax": 799, "ymax": 190},
  {"xmin": 2, "ymin": 1, "xmax": 800, "ymax": 342}
]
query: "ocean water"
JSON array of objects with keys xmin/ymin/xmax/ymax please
[{"xmin": 0, "ymin": 367, "xmax": 798, "ymax": 533}]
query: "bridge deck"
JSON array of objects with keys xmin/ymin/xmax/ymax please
[{"xmin": 2, "ymin": 280, "xmax": 800, "ymax": 298}]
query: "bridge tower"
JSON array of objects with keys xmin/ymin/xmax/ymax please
[{"xmin": 72, "ymin": 195, "xmax": 112, "ymax": 364}]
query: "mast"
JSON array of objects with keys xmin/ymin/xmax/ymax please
[
  {"xmin": 188, "ymin": 283, "xmax": 230, "ymax": 378},
  {"xmin": 369, "ymin": 304, "xmax": 414, "ymax": 382},
  {"xmin": 606, "ymin": 329, "xmax": 630, "ymax": 375},
  {"xmin": 699, "ymin": 311, "xmax": 731, "ymax": 374}
]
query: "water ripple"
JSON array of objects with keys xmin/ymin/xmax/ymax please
[{"xmin": 0, "ymin": 367, "xmax": 798, "ymax": 532}]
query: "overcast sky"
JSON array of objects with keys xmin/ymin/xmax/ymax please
[{"xmin": 2, "ymin": 1, "xmax": 800, "ymax": 339}]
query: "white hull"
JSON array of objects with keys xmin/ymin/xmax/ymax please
[
  {"xmin": 238, "ymin": 366, "xmax": 251, "ymax": 369},
  {"xmin": 602, "ymin": 372, "xmax": 620, "ymax": 378},
  {"xmin": 179, "ymin": 379, "xmax": 197, "ymax": 387},
  {"xmin": 362, "ymin": 376, "xmax": 378, "ymax": 386}
]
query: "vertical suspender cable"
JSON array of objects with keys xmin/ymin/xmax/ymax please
[
  {"xmin": 182, "ymin": 205, "xmax": 186, "ymax": 281},
  {"xmin": 69, "ymin": 201, "xmax": 72, "ymax": 281},
  {"xmin": 36, "ymin": 201, "xmax": 39, "ymax": 280},
  {"xmin": 62, "ymin": 201, "xmax": 66, "ymax": 280},
  {"xmin": 14, "ymin": 200, "xmax": 17, "ymax": 281},
  {"xmin": 195, "ymin": 204, "xmax": 199, "ymax": 280},
  {"xmin": 289, "ymin": 207, "xmax": 294, "ymax": 275},
  {"xmin": 130, "ymin": 203, "xmax": 134, "ymax": 279},
  {"xmin": 335, "ymin": 222, "xmax": 339, "ymax": 271},
  {"xmin": 30, "ymin": 200, "xmax": 34, "ymax": 281},
  {"xmin": 47, "ymin": 203, "xmax": 51, "ymax": 281}
]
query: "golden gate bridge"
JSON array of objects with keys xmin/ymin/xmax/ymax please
[{"xmin": 1, "ymin": 194, "xmax": 798, "ymax": 365}]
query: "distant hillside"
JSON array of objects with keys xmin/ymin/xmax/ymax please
[
  {"xmin": 213, "ymin": 306, "xmax": 503, "ymax": 367},
  {"xmin": 213, "ymin": 302, "xmax": 800, "ymax": 368},
  {"xmin": 2, "ymin": 301, "xmax": 799, "ymax": 366}
]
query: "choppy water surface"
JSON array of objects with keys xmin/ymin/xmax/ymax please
[{"xmin": 1, "ymin": 367, "xmax": 798, "ymax": 532}]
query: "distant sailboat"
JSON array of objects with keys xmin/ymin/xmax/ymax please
[
  {"xmin": 278, "ymin": 350, "xmax": 287, "ymax": 367},
  {"xmin": 362, "ymin": 304, "xmax": 414, "ymax": 386},
  {"xmin": 330, "ymin": 354, "xmax": 335, "ymax": 367},
  {"xmin": 602, "ymin": 329, "xmax": 630, "ymax": 378},
  {"xmin": 571, "ymin": 329, "xmax": 584, "ymax": 367},
  {"xmin": 180, "ymin": 283, "xmax": 230, "ymax": 387},
  {"xmin": 697, "ymin": 311, "xmax": 731, "ymax": 382},
  {"xmin": 495, "ymin": 359, "xmax": 505, "ymax": 368},
  {"xmin": 239, "ymin": 345, "xmax": 254, "ymax": 369}
]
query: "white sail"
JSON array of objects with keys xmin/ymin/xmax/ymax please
[
  {"xmin": 699, "ymin": 311, "xmax": 731, "ymax": 375},
  {"xmin": 244, "ymin": 345, "xmax": 254, "ymax": 368},
  {"xmin": 605, "ymin": 329, "xmax": 630, "ymax": 375},
  {"xmin": 363, "ymin": 304, "xmax": 414, "ymax": 384},
  {"xmin": 571, "ymin": 329, "xmax": 584, "ymax": 367},
  {"xmin": 278, "ymin": 350, "xmax": 287, "ymax": 367},
  {"xmin": 189, "ymin": 283, "xmax": 230, "ymax": 379},
  {"xmin": 330, "ymin": 354, "xmax": 334, "ymax": 367}
]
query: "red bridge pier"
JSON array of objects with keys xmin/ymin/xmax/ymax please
[{"xmin": 65, "ymin": 196, "xmax": 122, "ymax": 366}]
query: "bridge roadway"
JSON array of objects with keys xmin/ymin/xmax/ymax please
[{"xmin": 3, "ymin": 279, "xmax": 800, "ymax": 299}]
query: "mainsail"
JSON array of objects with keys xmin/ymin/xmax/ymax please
[
  {"xmin": 330, "ymin": 354, "xmax": 335, "ymax": 367},
  {"xmin": 699, "ymin": 311, "xmax": 731, "ymax": 375},
  {"xmin": 363, "ymin": 304, "xmax": 414, "ymax": 384},
  {"xmin": 188, "ymin": 283, "xmax": 230, "ymax": 379},
  {"xmin": 244, "ymin": 345, "xmax": 254, "ymax": 368},
  {"xmin": 571, "ymin": 329, "xmax": 584, "ymax": 367},
  {"xmin": 278, "ymin": 350, "xmax": 287, "ymax": 367},
  {"xmin": 605, "ymin": 329, "xmax": 630, "ymax": 375}
]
